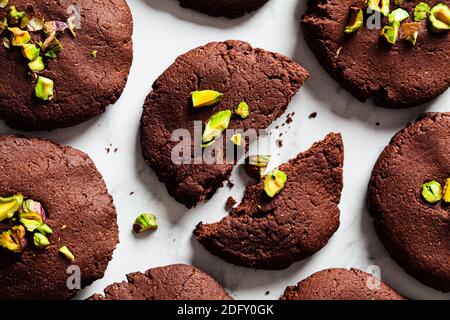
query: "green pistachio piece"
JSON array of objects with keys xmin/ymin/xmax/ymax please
[
  {"xmin": 429, "ymin": 3, "xmax": 450, "ymax": 33},
  {"xmin": 231, "ymin": 133, "xmax": 242, "ymax": 146},
  {"xmin": 380, "ymin": 21, "xmax": 400, "ymax": 44},
  {"xmin": 91, "ymin": 50, "xmax": 97, "ymax": 58},
  {"xmin": 0, "ymin": 225, "xmax": 27, "ymax": 252},
  {"xmin": 37, "ymin": 223, "xmax": 53, "ymax": 235},
  {"xmin": 133, "ymin": 213, "xmax": 158, "ymax": 233},
  {"xmin": 0, "ymin": 0, "xmax": 8, "ymax": 9},
  {"xmin": 0, "ymin": 18, "xmax": 6, "ymax": 35},
  {"xmin": 43, "ymin": 21, "xmax": 67, "ymax": 35},
  {"xmin": 59, "ymin": 246, "xmax": 75, "ymax": 262},
  {"xmin": 67, "ymin": 14, "xmax": 77, "ymax": 37},
  {"xmin": 235, "ymin": 101, "xmax": 250, "ymax": 119},
  {"xmin": 0, "ymin": 194, "xmax": 23, "ymax": 222},
  {"xmin": 388, "ymin": 8, "xmax": 409, "ymax": 24},
  {"xmin": 245, "ymin": 155, "xmax": 271, "ymax": 179},
  {"xmin": 202, "ymin": 110, "xmax": 232, "ymax": 145},
  {"xmin": 33, "ymin": 233, "xmax": 50, "ymax": 250},
  {"xmin": 394, "ymin": 0, "xmax": 403, "ymax": 5},
  {"xmin": 45, "ymin": 50, "xmax": 57, "ymax": 59},
  {"xmin": 367, "ymin": 0, "xmax": 390, "ymax": 16},
  {"xmin": 402, "ymin": 22, "xmax": 420, "ymax": 45},
  {"xmin": 414, "ymin": 2, "xmax": 431, "ymax": 21},
  {"xmin": 7, "ymin": 5, "xmax": 25, "ymax": 25},
  {"xmin": 345, "ymin": 7, "xmax": 364, "ymax": 33},
  {"xmin": 27, "ymin": 17, "xmax": 44, "ymax": 32},
  {"xmin": 21, "ymin": 43, "xmax": 40, "ymax": 61},
  {"xmin": 35, "ymin": 76, "xmax": 54, "ymax": 101},
  {"xmin": 8, "ymin": 27, "xmax": 30, "ymax": 46},
  {"xmin": 422, "ymin": 180, "xmax": 442, "ymax": 203},
  {"xmin": 2, "ymin": 36, "xmax": 10, "ymax": 48},
  {"xmin": 19, "ymin": 211, "xmax": 43, "ymax": 232},
  {"xmin": 192, "ymin": 90, "xmax": 224, "ymax": 108},
  {"xmin": 264, "ymin": 169, "xmax": 288, "ymax": 197},
  {"xmin": 20, "ymin": 15, "xmax": 29, "ymax": 29},
  {"xmin": 42, "ymin": 34, "xmax": 63, "ymax": 52},
  {"xmin": 28, "ymin": 56, "xmax": 45, "ymax": 72}
]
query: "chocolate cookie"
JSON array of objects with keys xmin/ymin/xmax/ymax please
[
  {"xmin": 0, "ymin": 135, "xmax": 118, "ymax": 299},
  {"xmin": 178, "ymin": 0, "xmax": 269, "ymax": 18},
  {"xmin": 140, "ymin": 40, "xmax": 309, "ymax": 208},
  {"xmin": 89, "ymin": 264, "xmax": 232, "ymax": 300},
  {"xmin": 194, "ymin": 133, "xmax": 344, "ymax": 269},
  {"xmin": 302, "ymin": 0, "xmax": 450, "ymax": 108},
  {"xmin": 368, "ymin": 113, "xmax": 450, "ymax": 292},
  {"xmin": 281, "ymin": 268, "xmax": 406, "ymax": 300},
  {"xmin": 0, "ymin": 0, "xmax": 133, "ymax": 130}
]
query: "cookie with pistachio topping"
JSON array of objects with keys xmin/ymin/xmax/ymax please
[
  {"xmin": 194, "ymin": 133, "xmax": 344, "ymax": 269},
  {"xmin": 178, "ymin": 0, "xmax": 269, "ymax": 18},
  {"xmin": 0, "ymin": 0, "xmax": 132, "ymax": 130},
  {"xmin": 89, "ymin": 264, "xmax": 232, "ymax": 300},
  {"xmin": 368, "ymin": 112, "xmax": 450, "ymax": 292},
  {"xmin": 140, "ymin": 40, "xmax": 309, "ymax": 208},
  {"xmin": 0, "ymin": 135, "xmax": 118, "ymax": 299},
  {"xmin": 302, "ymin": 0, "xmax": 450, "ymax": 108}
]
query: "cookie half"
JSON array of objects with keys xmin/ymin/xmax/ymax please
[
  {"xmin": 281, "ymin": 268, "xmax": 406, "ymax": 300},
  {"xmin": 301, "ymin": 0, "xmax": 450, "ymax": 108},
  {"xmin": 140, "ymin": 40, "xmax": 309, "ymax": 208},
  {"xmin": 0, "ymin": 135, "xmax": 118, "ymax": 299},
  {"xmin": 368, "ymin": 113, "xmax": 450, "ymax": 292},
  {"xmin": 0, "ymin": 0, "xmax": 133, "ymax": 130},
  {"xmin": 194, "ymin": 133, "xmax": 343, "ymax": 269},
  {"xmin": 178, "ymin": 0, "xmax": 269, "ymax": 18},
  {"xmin": 89, "ymin": 264, "xmax": 232, "ymax": 300}
]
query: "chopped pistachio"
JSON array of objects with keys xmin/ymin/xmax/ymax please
[
  {"xmin": 202, "ymin": 110, "xmax": 232, "ymax": 145},
  {"xmin": 59, "ymin": 246, "xmax": 75, "ymax": 262},
  {"xmin": 394, "ymin": 0, "xmax": 403, "ymax": 5},
  {"xmin": 0, "ymin": 225, "xmax": 27, "ymax": 252},
  {"xmin": 0, "ymin": 194, "xmax": 23, "ymax": 222},
  {"xmin": 429, "ymin": 3, "xmax": 450, "ymax": 33},
  {"xmin": 231, "ymin": 133, "xmax": 242, "ymax": 146},
  {"xmin": 42, "ymin": 34, "xmax": 63, "ymax": 52},
  {"xmin": 245, "ymin": 155, "xmax": 271, "ymax": 179},
  {"xmin": 2, "ymin": 36, "xmax": 10, "ymax": 48},
  {"xmin": 235, "ymin": 101, "xmax": 250, "ymax": 119},
  {"xmin": 21, "ymin": 43, "xmax": 40, "ymax": 61},
  {"xmin": 37, "ymin": 223, "xmax": 53, "ymax": 235},
  {"xmin": 67, "ymin": 14, "xmax": 77, "ymax": 37},
  {"xmin": 402, "ymin": 22, "xmax": 420, "ymax": 45},
  {"xmin": 414, "ymin": 2, "xmax": 431, "ymax": 21},
  {"xmin": 19, "ymin": 211, "xmax": 43, "ymax": 232},
  {"xmin": 45, "ymin": 50, "xmax": 57, "ymax": 59},
  {"xmin": 21, "ymin": 199, "xmax": 46, "ymax": 220},
  {"xmin": 33, "ymin": 233, "xmax": 50, "ymax": 250},
  {"xmin": 19, "ymin": 14, "xmax": 28, "ymax": 29},
  {"xmin": 345, "ymin": 7, "xmax": 364, "ymax": 33},
  {"xmin": 388, "ymin": 8, "xmax": 409, "ymax": 24},
  {"xmin": 27, "ymin": 16, "xmax": 44, "ymax": 32},
  {"xmin": 133, "ymin": 213, "xmax": 158, "ymax": 233},
  {"xmin": 380, "ymin": 22, "xmax": 400, "ymax": 44},
  {"xmin": 191, "ymin": 90, "xmax": 224, "ymax": 108},
  {"xmin": 0, "ymin": 0, "xmax": 8, "ymax": 9},
  {"xmin": 43, "ymin": 21, "xmax": 67, "ymax": 35},
  {"xmin": 0, "ymin": 18, "xmax": 6, "ymax": 35},
  {"xmin": 422, "ymin": 180, "xmax": 442, "ymax": 203},
  {"xmin": 8, "ymin": 27, "xmax": 30, "ymax": 46},
  {"xmin": 28, "ymin": 56, "xmax": 45, "ymax": 72},
  {"xmin": 441, "ymin": 178, "xmax": 450, "ymax": 203},
  {"xmin": 91, "ymin": 50, "xmax": 97, "ymax": 58},
  {"xmin": 7, "ymin": 5, "xmax": 25, "ymax": 25},
  {"xmin": 35, "ymin": 76, "xmax": 54, "ymax": 100},
  {"xmin": 264, "ymin": 169, "xmax": 288, "ymax": 197},
  {"xmin": 367, "ymin": 0, "xmax": 390, "ymax": 16}
]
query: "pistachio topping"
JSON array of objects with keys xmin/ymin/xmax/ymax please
[
  {"xmin": 0, "ymin": 0, "xmax": 8, "ymax": 9},
  {"xmin": 429, "ymin": 3, "xmax": 450, "ymax": 33},
  {"xmin": 402, "ymin": 22, "xmax": 420, "ymax": 45},
  {"xmin": 91, "ymin": 50, "xmax": 97, "ymax": 58},
  {"xmin": 43, "ymin": 20, "xmax": 67, "ymax": 35},
  {"xmin": 22, "ymin": 43, "xmax": 40, "ymax": 61},
  {"xmin": 264, "ymin": 169, "xmax": 288, "ymax": 198},
  {"xmin": 67, "ymin": 14, "xmax": 77, "ymax": 37},
  {"xmin": 33, "ymin": 233, "xmax": 50, "ymax": 250},
  {"xmin": 19, "ymin": 211, "xmax": 43, "ymax": 232},
  {"xmin": 59, "ymin": 246, "xmax": 75, "ymax": 262},
  {"xmin": 380, "ymin": 22, "xmax": 400, "ymax": 44},
  {"xmin": 231, "ymin": 133, "xmax": 242, "ymax": 146},
  {"xmin": 2, "ymin": 36, "xmax": 10, "ymax": 48},
  {"xmin": 394, "ymin": 0, "xmax": 403, "ymax": 5},
  {"xmin": 0, "ymin": 194, "xmax": 23, "ymax": 222},
  {"xmin": 235, "ymin": 101, "xmax": 250, "ymax": 119},
  {"xmin": 442, "ymin": 178, "xmax": 450, "ymax": 203},
  {"xmin": 202, "ymin": 110, "xmax": 232, "ymax": 146},
  {"xmin": 414, "ymin": 2, "xmax": 431, "ymax": 21},
  {"xmin": 37, "ymin": 223, "xmax": 53, "ymax": 235},
  {"xmin": 345, "ymin": 7, "xmax": 364, "ymax": 33},
  {"xmin": 21, "ymin": 199, "xmax": 46, "ymax": 221},
  {"xmin": 0, "ymin": 225, "xmax": 27, "ymax": 252},
  {"xmin": 133, "ymin": 213, "xmax": 158, "ymax": 233},
  {"xmin": 19, "ymin": 14, "xmax": 28, "ymax": 29},
  {"xmin": 27, "ymin": 16, "xmax": 44, "ymax": 31},
  {"xmin": 367, "ymin": 0, "xmax": 390, "ymax": 16},
  {"xmin": 0, "ymin": 18, "xmax": 6, "ymax": 35},
  {"xmin": 7, "ymin": 5, "xmax": 25, "ymax": 25},
  {"xmin": 388, "ymin": 8, "xmax": 409, "ymax": 24},
  {"xmin": 246, "ymin": 155, "xmax": 271, "ymax": 179},
  {"xmin": 35, "ymin": 76, "xmax": 54, "ymax": 101},
  {"xmin": 8, "ymin": 27, "xmax": 30, "ymax": 46},
  {"xmin": 192, "ymin": 90, "xmax": 224, "ymax": 108},
  {"xmin": 45, "ymin": 50, "xmax": 57, "ymax": 59},
  {"xmin": 28, "ymin": 56, "xmax": 45, "ymax": 72},
  {"xmin": 422, "ymin": 180, "xmax": 442, "ymax": 203},
  {"xmin": 42, "ymin": 34, "xmax": 63, "ymax": 52}
]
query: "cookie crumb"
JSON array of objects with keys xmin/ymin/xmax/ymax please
[
  {"xmin": 309, "ymin": 112, "xmax": 317, "ymax": 119},
  {"xmin": 265, "ymin": 291, "xmax": 270, "ymax": 295},
  {"xmin": 130, "ymin": 191, "xmax": 135, "ymax": 196},
  {"xmin": 225, "ymin": 197, "xmax": 237, "ymax": 211},
  {"xmin": 114, "ymin": 148, "xmax": 118, "ymax": 153},
  {"xmin": 276, "ymin": 139, "xmax": 283, "ymax": 148},
  {"xmin": 227, "ymin": 180, "xmax": 234, "ymax": 188},
  {"xmin": 376, "ymin": 122, "xmax": 380, "ymax": 126},
  {"xmin": 106, "ymin": 147, "xmax": 110, "ymax": 154}
]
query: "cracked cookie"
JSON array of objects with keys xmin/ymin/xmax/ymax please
[
  {"xmin": 194, "ymin": 133, "xmax": 343, "ymax": 269},
  {"xmin": 0, "ymin": 0, "xmax": 133, "ymax": 130},
  {"xmin": 140, "ymin": 40, "xmax": 309, "ymax": 208},
  {"xmin": 89, "ymin": 264, "xmax": 232, "ymax": 300},
  {"xmin": 178, "ymin": 0, "xmax": 269, "ymax": 18},
  {"xmin": 301, "ymin": 0, "xmax": 450, "ymax": 108},
  {"xmin": 368, "ymin": 112, "xmax": 450, "ymax": 292}
]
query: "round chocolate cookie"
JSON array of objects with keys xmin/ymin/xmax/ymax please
[
  {"xmin": 89, "ymin": 264, "xmax": 232, "ymax": 300},
  {"xmin": 0, "ymin": 0, "xmax": 133, "ymax": 130},
  {"xmin": 302, "ymin": 0, "xmax": 450, "ymax": 108},
  {"xmin": 178, "ymin": 0, "xmax": 269, "ymax": 18},
  {"xmin": 194, "ymin": 133, "xmax": 344, "ymax": 269},
  {"xmin": 368, "ymin": 113, "xmax": 450, "ymax": 292},
  {"xmin": 140, "ymin": 40, "xmax": 309, "ymax": 208},
  {"xmin": 0, "ymin": 135, "xmax": 118, "ymax": 299},
  {"xmin": 281, "ymin": 268, "xmax": 406, "ymax": 300}
]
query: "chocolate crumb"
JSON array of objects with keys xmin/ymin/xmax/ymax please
[
  {"xmin": 114, "ymin": 148, "xmax": 118, "ymax": 153},
  {"xmin": 309, "ymin": 112, "xmax": 317, "ymax": 119},
  {"xmin": 130, "ymin": 192, "xmax": 135, "ymax": 196},
  {"xmin": 376, "ymin": 122, "xmax": 380, "ymax": 126},
  {"xmin": 276, "ymin": 139, "xmax": 283, "ymax": 148},
  {"xmin": 225, "ymin": 197, "xmax": 237, "ymax": 211},
  {"xmin": 265, "ymin": 291, "xmax": 270, "ymax": 295}
]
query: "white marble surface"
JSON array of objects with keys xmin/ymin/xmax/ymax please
[{"xmin": 1, "ymin": 0, "xmax": 449, "ymax": 300}]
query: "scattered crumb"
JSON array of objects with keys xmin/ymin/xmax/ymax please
[
  {"xmin": 276, "ymin": 139, "xmax": 283, "ymax": 148},
  {"xmin": 281, "ymin": 123, "xmax": 285, "ymax": 127},
  {"xmin": 335, "ymin": 46, "xmax": 342, "ymax": 58},
  {"xmin": 275, "ymin": 125, "xmax": 279, "ymax": 129},
  {"xmin": 225, "ymin": 197, "xmax": 237, "ymax": 211},
  {"xmin": 105, "ymin": 147, "xmax": 110, "ymax": 154},
  {"xmin": 279, "ymin": 132, "xmax": 283, "ymax": 137},
  {"xmin": 130, "ymin": 191, "xmax": 135, "ymax": 196},
  {"xmin": 61, "ymin": 225, "xmax": 66, "ymax": 230},
  {"xmin": 265, "ymin": 291, "xmax": 270, "ymax": 295},
  {"xmin": 286, "ymin": 113, "xmax": 294, "ymax": 124},
  {"xmin": 376, "ymin": 122, "xmax": 381, "ymax": 126},
  {"xmin": 309, "ymin": 112, "xmax": 318, "ymax": 119},
  {"xmin": 114, "ymin": 148, "xmax": 118, "ymax": 153},
  {"xmin": 227, "ymin": 180, "xmax": 234, "ymax": 188}
]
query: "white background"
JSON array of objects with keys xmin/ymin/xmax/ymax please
[{"xmin": 1, "ymin": 0, "xmax": 449, "ymax": 300}]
